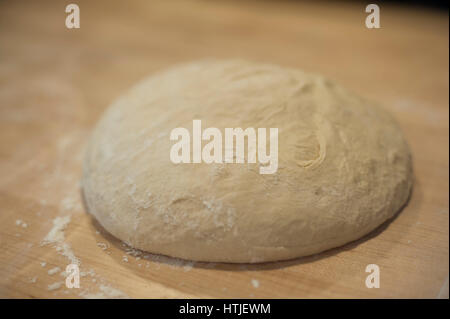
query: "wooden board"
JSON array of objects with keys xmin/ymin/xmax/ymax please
[{"xmin": 0, "ymin": 0, "xmax": 448, "ymax": 298}]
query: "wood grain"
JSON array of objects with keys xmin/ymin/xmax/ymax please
[{"xmin": 0, "ymin": 0, "xmax": 448, "ymax": 298}]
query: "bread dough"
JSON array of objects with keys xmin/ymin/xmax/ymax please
[{"xmin": 82, "ymin": 60, "xmax": 413, "ymax": 263}]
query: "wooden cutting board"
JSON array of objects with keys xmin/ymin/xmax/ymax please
[{"xmin": 0, "ymin": 0, "xmax": 448, "ymax": 298}]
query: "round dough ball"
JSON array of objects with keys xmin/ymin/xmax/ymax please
[{"xmin": 82, "ymin": 60, "xmax": 412, "ymax": 263}]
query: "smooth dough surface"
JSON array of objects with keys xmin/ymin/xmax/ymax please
[{"xmin": 82, "ymin": 60, "xmax": 413, "ymax": 263}]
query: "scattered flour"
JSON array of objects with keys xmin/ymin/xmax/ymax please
[
  {"xmin": 42, "ymin": 216, "xmax": 70, "ymax": 243},
  {"xmin": 48, "ymin": 267, "xmax": 61, "ymax": 276},
  {"xmin": 47, "ymin": 282, "xmax": 63, "ymax": 291},
  {"xmin": 41, "ymin": 215, "xmax": 80, "ymax": 265},
  {"xmin": 97, "ymin": 242, "xmax": 109, "ymax": 250},
  {"xmin": 121, "ymin": 242, "xmax": 196, "ymax": 270},
  {"xmin": 37, "ymin": 214, "xmax": 201, "ymax": 298},
  {"xmin": 99, "ymin": 285, "xmax": 129, "ymax": 298},
  {"xmin": 80, "ymin": 269, "xmax": 96, "ymax": 277},
  {"xmin": 251, "ymin": 279, "xmax": 260, "ymax": 288},
  {"xmin": 183, "ymin": 261, "xmax": 195, "ymax": 272},
  {"xmin": 15, "ymin": 219, "xmax": 28, "ymax": 228},
  {"xmin": 61, "ymin": 197, "xmax": 76, "ymax": 211},
  {"xmin": 79, "ymin": 285, "xmax": 128, "ymax": 299}
]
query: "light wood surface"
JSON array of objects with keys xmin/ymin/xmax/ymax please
[{"xmin": 0, "ymin": 0, "xmax": 448, "ymax": 298}]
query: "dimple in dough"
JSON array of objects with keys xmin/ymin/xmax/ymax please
[{"xmin": 82, "ymin": 60, "xmax": 413, "ymax": 263}]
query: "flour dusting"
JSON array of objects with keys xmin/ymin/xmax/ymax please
[
  {"xmin": 47, "ymin": 282, "xmax": 63, "ymax": 291},
  {"xmin": 41, "ymin": 215, "xmax": 80, "ymax": 265}
]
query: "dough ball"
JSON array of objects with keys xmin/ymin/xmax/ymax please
[{"xmin": 82, "ymin": 60, "xmax": 413, "ymax": 263}]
